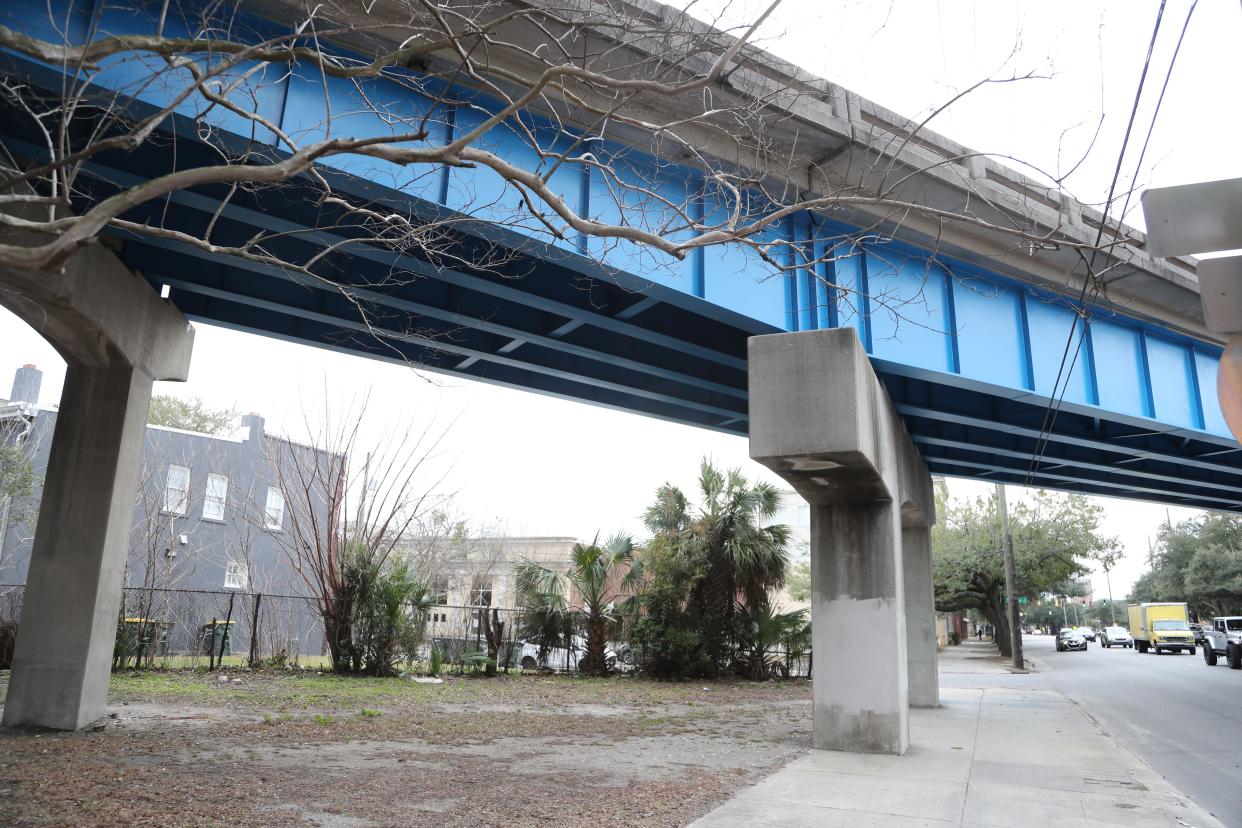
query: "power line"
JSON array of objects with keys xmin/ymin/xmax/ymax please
[{"xmin": 1022, "ymin": 1, "xmax": 1197, "ymax": 488}]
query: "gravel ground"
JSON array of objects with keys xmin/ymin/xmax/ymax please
[{"xmin": 0, "ymin": 670, "xmax": 811, "ymax": 827}]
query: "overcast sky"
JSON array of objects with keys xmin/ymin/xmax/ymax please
[{"xmin": 2, "ymin": 0, "xmax": 1238, "ymax": 599}]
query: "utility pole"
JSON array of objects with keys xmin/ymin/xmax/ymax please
[
  {"xmin": 1104, "ymin": 565, "xmax": 1117, "ymax": 625},
  {"xmin": 996, "ymin": 483, "xmax": 1023, "ymax": 670}
]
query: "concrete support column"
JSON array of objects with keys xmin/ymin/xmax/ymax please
[
  {"xmin": 749, "ymin": 328, "xmax": 935, "ymax": 756},
  {"xmin": 811, "ymin": 501, "xmax": 909, "ymax": 754},
  {"xmin": 1, "ymin": 231, "xmax": 193, "ymax": 730},
  {"xmin": 3, "ymin": 364, "xmax": 153, "ymax": 730},
  {"xmin": 902, "ymin": 524, "xmax": 939, "ymax": 708}
]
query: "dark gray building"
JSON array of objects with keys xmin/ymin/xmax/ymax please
[{"xmin": 0, "ymin": 366, "xmax": 337, "ymax": 598}]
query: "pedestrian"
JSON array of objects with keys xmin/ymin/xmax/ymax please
[{"xmin": 976, "ymin": 625, "xmax": 982, "ymax": 641}]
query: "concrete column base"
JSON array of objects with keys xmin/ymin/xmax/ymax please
[
  {"xmin": 812, "ymin": 502, "xmax": 909, "ymax": 754},
  {"xmin": 3, "ymin": 365, "xmax": 154, "ymax": 730},
  {"xmin": 748, "ymin": 328, "xmax": 936, "ymax": 755},
  {"xmin": 903, "ymin": 525, "xmax": 940, "ymax": 708}
]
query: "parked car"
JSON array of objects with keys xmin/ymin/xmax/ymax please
[
  {"xmin": 1099, "ymin": 626, "xmax": 1132, "ymax": 648},
  {"xmin": 518, "ymin": 637, "xmax": 617, "ymax": 672},
  {"xmin": 1056, "ymin": 629, "xmax": 1088, "ymax": 652},
  {"xmin": 1076, "ymin": 626, "xmax": 1097, "ymax": 642},
  {"xmin": 1190, "ymin": 623, "xmax": 1207, "ymax": 646}
]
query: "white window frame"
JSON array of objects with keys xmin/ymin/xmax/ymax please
[
  {"xmin": 224, "ymin": 559, "xmax": 248, "ymax": 590},
  {"xmin": 164, "ymin": 464, "xmax": 190, "ymax": 516},
  {"xmin": 469, "ymin": 580, "xmax": 493, "ymax": 608},
  {"xmin": 264, "ymin": 486, "xmax": 285, "ymax": 531},
  {"xmin": 202, "ymin": 473, "xmax": 228, "ymax": 521},
  {"xmin": 430, "ymin": 575, "xmax": 450, "ymax": 606}
]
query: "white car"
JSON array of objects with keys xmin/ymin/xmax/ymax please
[
  {"xmin": 1099, "ymin": 625, "xmax": 1132, "ymax": 648},
  {"xmin": 519, "ymin": 637, "xmax": 617, "ymax": 672}
]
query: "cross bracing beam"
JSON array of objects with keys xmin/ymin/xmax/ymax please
[
  {"xmin": 167, "ymin": 285, "xmax": 748, "ymax": 434},
  {"xmin": 144, "ymin": 273, "xmax": 746, "ymax": 423},
  {"xmin": 118, "ymin": 234, "xmax": 748, "ymax": 405},
  {"xmin": 894, "ymin": 404, "xmax": 1242, "ymax": 481},
  {"xmin": 910, "ymin": 434, "xmax": 1242, "ymax": 500},
  {"xmin": 924, "ymin": 456, "xmax": 1242, "ymax": 512}
]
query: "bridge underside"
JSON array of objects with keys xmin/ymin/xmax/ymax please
[
  {"xmin": 4, "ymin": 3, "xmax": 1242, "ymax": 751},
  {"xmin": 3, "ymin": 101, "xmax": 1241, "ymax": 514}
]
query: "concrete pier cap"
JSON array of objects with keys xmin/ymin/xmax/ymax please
[
  {"xmin": 748, "ymin": 329, "xmax": 937, "ymax": 754},
  {"xmin": 0, "ymin": 227, "xmax": 195, "ymax": 731}
]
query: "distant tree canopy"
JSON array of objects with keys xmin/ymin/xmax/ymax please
[
  {"xmin": 932, "ymin": 482, "xmax": 1113, "ymax": 656},
  {"xmin": 147, "ymin": 395, "xmax": 236, "ymax": 435},
  {"xmin": 1130, "ymin": 513, "xmax": 1242, "ymax": 619},
  {"xmin": 786, "ymin": 560, "xmax": 811, "ymax": 603}
]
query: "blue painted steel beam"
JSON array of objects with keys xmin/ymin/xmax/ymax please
[
  {"xmin": 163, "ymin": 280, "xmax": 745, "ymax": 427},
  {"xmin": 122, "ymin": 229, "xmax": 747, "ymax": 403},
  {"xmin": 926, "ymin": 456, "xmax": 1242, "ymax": 511},
  {"xmin": 895, "ymin": 404, "xmax": 1242, "ymax": 479},
  {"xmin": 149, "ymin": 274, "xmax": 746, "ymax": 422},
  {"xmin": 910, "ymin": 434, "xmax": 1242, "ymax": 499},
  {"xmin": 2, "ymin": 3, "xmax": 1241, "ymax": 512}
]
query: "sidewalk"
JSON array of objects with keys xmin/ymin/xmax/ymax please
[{"xmin": 689, "ymin": 641, "xmax": 1222, "ymax": 827}]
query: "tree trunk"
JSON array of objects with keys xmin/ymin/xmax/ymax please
[
  {"xmin": 481, "ymin": 608, "xmax": 504, "ymax": 677},
  {"xmin": 986, "ymin": 592, "xmax": 1011, "ymax": 658},
  {"xmin": 581, "ymin": 615, "xmax": 608, "ymax": 676}
]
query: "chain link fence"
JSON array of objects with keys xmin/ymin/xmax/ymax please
[
  {"xmin": 0, "ymin": 584, "xmax": 543, "ymax": 672},
  {"xmin": 0, "ymin": 584, "xmax": 808, "ymax": 676}
]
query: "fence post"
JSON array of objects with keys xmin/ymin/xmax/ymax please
[
  {"xmin": 208, "ymin": 619, "xmax": 217, "ymax": 671},
  {"xmin": 248, "ymin": 593, "xmax": 263, "ymax": 668},
  {"xmin": 213, "ymin": 593, "xmax": 235, "ymax": 670}
]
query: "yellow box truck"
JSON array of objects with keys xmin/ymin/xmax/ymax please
[{"xmin": 1128, "ymin": 603, "xmax": 1195, "ymax": 655}]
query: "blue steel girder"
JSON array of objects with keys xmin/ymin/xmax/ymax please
[{"xmin": 1, "ymin": 1, "xmax": 1240, "ymax": 511}]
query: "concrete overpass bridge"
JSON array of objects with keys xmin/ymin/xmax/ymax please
[{"xmin": 0, "ymin": 0, "xmax": 1233, "ymax": 755}]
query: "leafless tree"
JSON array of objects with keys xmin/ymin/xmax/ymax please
[
  {"xmin": 0, "ymin": 0, "xmax": 1129, "ymax": 346},
  {"xmin": 261, "ymin": 397, "xmax": 450, "ymax": 672}
]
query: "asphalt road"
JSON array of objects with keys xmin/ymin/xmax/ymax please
[{"xmin": 1018, "ymin": 633, "xmax": 1242, "ymax": 826}]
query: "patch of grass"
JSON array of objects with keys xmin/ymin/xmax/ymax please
[
  {"xmin": 359, "ymin": 708, "xmax": 381, "ymax": 718},
  {"xmin": 313, "ymin": 714, "xmax": 334, "ymax": 726}
]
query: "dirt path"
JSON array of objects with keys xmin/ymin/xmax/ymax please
[{"xmin": 0, "ymin": 671, "xmax": 811, "ymax": 827}]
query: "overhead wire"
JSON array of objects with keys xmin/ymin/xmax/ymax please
[{"xmin": 1019, "ymin": 0, "xmax": 1197, "ymax": 488}]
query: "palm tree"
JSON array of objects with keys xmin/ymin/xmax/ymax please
[
  {"xmin": 643, "ymin": 460, "xmax": 791, "ymax": 672},
  {"xmin": 738, "ymin": 600, "xmax": 808, "ymax": 680},
  {"xmin": 514, "ymin": 534, "xmax": 643, "ymax": 676}
]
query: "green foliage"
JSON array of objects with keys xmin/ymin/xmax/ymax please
[
  {"xmin": 1132, "ymin": 513, "xmax": 1242, "ymax": 618},
  {"xmin": 313, "ymin": 713, "xmax": 334, "ymax": 726},
  {"xmin": 736, "ymin": 600, "xmax": 807, "ymax": 680},
  {"xmin": 0, "ymin": 443, "xmax": 39, "ymax": 528},
  {"xmin": 147, "ymin": 394, "xmax": 236, "ymax": 434},
  {"xmin": 786, "ymin": 560, "xmax": 811, "ymax": 603},
  {"xmin": 428, "ymin": 645, "xmax": 444, "ymax": 677},
  {"xmin": 515, "ymin": 533, "xmax": 642, "ymax": 676},
  {"xmin": 348, "ymin": 557, "xmax": 428, "ymax": 677},
  {"xmin": 359, "ymin": 708, "xmax": 381, "ymax": 717},
  {"xmin": 457, "ymin": 651, "xmax": 494, "ymax": 676},
  {"xmin": 326, "ymin": 546, "xmax": 430, "ymax": 677},
  {"xmin": 630, "ymin": 459, "xmax": 791, "ymax": 678},
  {"xmin": 629, "ymin": 533, "xmax": 714, "ymax": 679},
  {"xmin": 932, "ymin": 482, "xmax": 1110, "ymax": 656}
]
